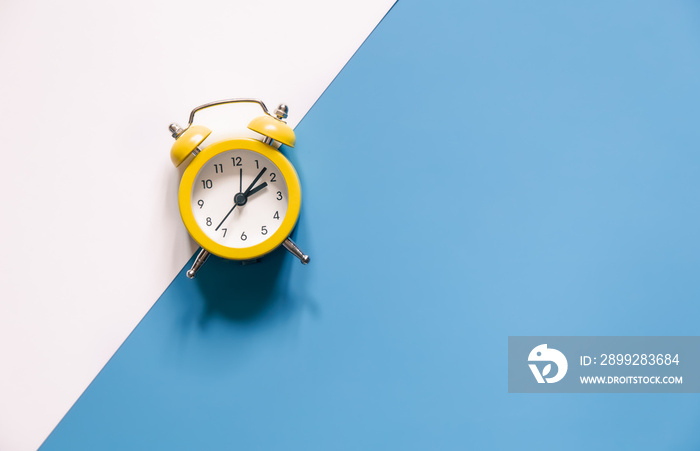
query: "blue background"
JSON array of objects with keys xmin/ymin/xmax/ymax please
[{"xmin": 42, "ymin": 1, "xmax": 700, "ymax": 449}]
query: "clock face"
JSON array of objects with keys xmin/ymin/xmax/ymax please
[{"xmin": 190, "ymin": 149, "xmax": 289, "ymax": 248}]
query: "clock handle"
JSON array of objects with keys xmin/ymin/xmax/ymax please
[
  {"xmin": 186, "ymin": 98, "xmax": 271, "ymax": 126},
  {"xmin": 283, "ymin": 237, "xmax": 310, "ymax": 265},
  {"xmin": 186, "ymin": 248, "xmax": 211, "ymax": 279},
  {"xmin": 174, "ymin": 98, "xmax": 295, "ymax": 148}
]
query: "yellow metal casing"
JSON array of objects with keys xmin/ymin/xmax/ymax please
[
  {"xmin": 170, "ymin": 125, "xmax": 212, "ymax": 167},
  {"xmin": 178, "ymin": 138, "xmax": 302, "ymax": 261},
  {"xmin": 247, "ymin": 115, "xmax": 296, "ymax": 147}
]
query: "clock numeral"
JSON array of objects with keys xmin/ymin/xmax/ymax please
[
  {"xmin": 206, "ymin": 217, "xmax": 212, "ymax": 226},
  {"xmin": 273, "ymin": 211, "xmax": 279, "ymax": 220},
  {"xmin": 214, "ymin": 163, "xmax": 224, "ymax": 173},
  {"xmin": 261, "ymin": 225, "xmax": 268, "ymax": 235},
  {"xmin": 201, "ymin": 179, "xmax": 213, "ymax": 189},
  {"xmin": 222, "ymin": 228, "xmax": 227, "ymax": 237},
  {"xmin": 270, "ymin": 173, "xmax": 276, "ymax": 182},
  {"xmin": 276, "ymin": 191, "xmax": 283, "ymax": 200},
  {"xmin": 197, "ymin": 200, "xmax": 204, "ymax": 209},
  {"xmin": 231, "ymin": 156, "xmax": 242, "ymax": 167},
  {"xmin": 241, "ymin": 231, "xmax": 247, "ymax": 241},
  {"xmin": 255, "ymin": 159, "xmax": 259, "ymax": 169}
]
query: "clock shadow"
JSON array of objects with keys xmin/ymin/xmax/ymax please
[{"xmin": 190, "ymin": 246, "xmax": 292, "ymax": 324}]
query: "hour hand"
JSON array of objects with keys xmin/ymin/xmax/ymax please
[
  {"xmin": 243, "ymin": 167, "xmax": 267, "ymax": 196},
  {"xmin": 246, "ymin": 182, "xmax": 268, "ymax": 197}
]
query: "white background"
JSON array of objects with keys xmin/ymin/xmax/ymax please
[{"xmin": 0, "ymin": 1, "xmax": 394, "ymax": 449}]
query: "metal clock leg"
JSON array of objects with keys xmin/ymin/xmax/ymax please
[
  {"xmin": 282, "ymin": 237, "xmax": 310, "ymax": 265},
  {"xmin": 186, "ymin": 248, "xmax": 211, "ymax": 279}
]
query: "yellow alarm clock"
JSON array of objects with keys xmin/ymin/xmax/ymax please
[{"xmin": 168, "ymin": 98, "xmax": 309, "ymax": 279}]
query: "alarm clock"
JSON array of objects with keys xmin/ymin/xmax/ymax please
[{"xmin": 168, "ymin": 98, "xmax": 309, "ymax": 279}]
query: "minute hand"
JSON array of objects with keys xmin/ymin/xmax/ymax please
[
  {"xmin": 215, "ymin": 167, "xmax": 268, "ymax": 232},
  {"xmin": 243, "ymin": 167, "xmax": 267, "ymax": 196}
]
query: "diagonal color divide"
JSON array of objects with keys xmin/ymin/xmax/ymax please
[{"xmin": 0, "ymin": 1, "xmax": 395, "ymax": 449}]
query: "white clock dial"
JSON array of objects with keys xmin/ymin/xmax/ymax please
[{"xmin": 190, "ymin": 149, "xmax": 289, "ymax": 248}]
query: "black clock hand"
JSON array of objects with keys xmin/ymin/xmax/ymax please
[
  {"xmin": 239, "ymin": 168, "xmax": 242, "ymax": 193},
  {"xmin": 216, "ymin": 168, "xmax": 267, "ymax": 231},
  {"xmin": 246, "ymin": 182, "xmax": 268, "ymax": 197},
  {"xmin": 215, "ymin": 204, "xmax": 236, "ymax": 231},
  {"xmin": 243, "ymin": 167, "xmax": 267, "ymax": 196},
  {"xmin": 216, "ymin": 180, "xmax": 268, "ymax": 231}
]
